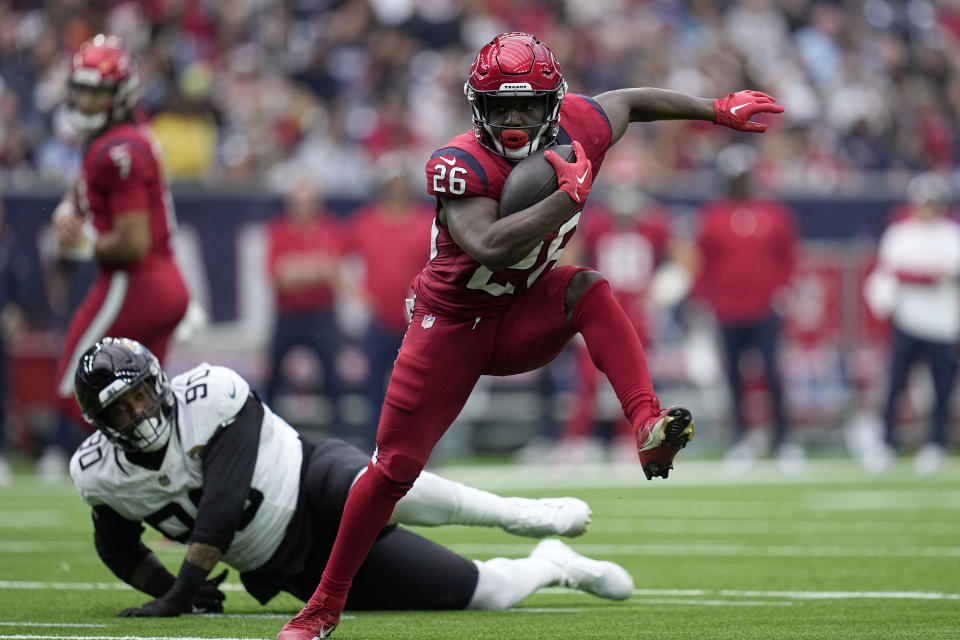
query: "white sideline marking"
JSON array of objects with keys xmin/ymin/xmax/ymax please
[
  {"xmin": 450, "ymin": 542, "xmax": 960, "ymax": 558},
  {"xmin": 0, "ymin": 542, "xmax": 89, "ymax": 553},
  {"xmin": 0, "ymin": 636, "xmax": 262, "ymax": 640},
  {"xmin": 537, "ymin": 587, "xmax": 960, "ymax": 601},
  {"xmin": 0, "ymin": 581, "xmax": 246, "ymax": 592},
  {"xmin": 719, "ymin": 589, "xmax": 960, "ymax": 600},
  {"xmin": 0, "ymin": 626, "xmax": 106, "ymax": 629},
  {"xmin": 808, "ymin": 490, "xmax": 960, "ymax": 510},
  {"xmin": 0, "ymin": 512, "xmax": 67, "ymax": 528},
  {"xmin": 634, "ymin": 598, "xmax": 791, "ymax": 607},
  {"xmin": 4, "ymin": 580, "xmax": 957, "ymax": 601},
  {"xmin": 590, "ymin": 517, "xmax": 960, "ymax": 535}
]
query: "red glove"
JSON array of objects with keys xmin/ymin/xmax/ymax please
[
  {"xmin": 713, "ymin": 90, "xmax": 784, "ymax": 133},
  {"xmin": 545, "ymin": 140, "xmax": 593, "ymax": 205}
]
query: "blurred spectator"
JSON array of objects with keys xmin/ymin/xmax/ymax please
[
  {"xmin": 265, "ymin": 176, "xmax": 344, "ymax": 436},
  {"xmin": 0, "ymin": 196, "xmax": 35, "ymax": 485},
  {"xmin": 49, "ymin": 35, "xmax": 190, "ymax": 481},
  {"xmin": 149, "ymin": 60, "xmax": 218, "ymax": 182},
  {"xmin": 343, "ymin": 155, "xmax": 433, "ymax": 451},
  {"xmin": 862, "ymin": 172, "xmax": 960, "ymax": 476},
  {"xmin": 550, "ymin": 187, "xmax": 677, "ymax": 466},
  {"xmin": 692, "ymin": 144, "xmax": 801, "ymax": 474}
]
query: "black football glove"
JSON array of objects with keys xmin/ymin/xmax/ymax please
[
  {"xmin": 190, "ymin": 569, "xmax": 228, "ymax": 614},
  {"xmin": 118, "ymin": 597, "xmax": 183, "ymax": 618}
]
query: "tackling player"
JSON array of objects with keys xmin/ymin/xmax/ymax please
[
  {"xmin": 51, "ymin": 34, "xmax": 189, "ymax": 429},
  {"xmin": 70, "ymin": 337, "xmax": 629, "ymax": 616},
  {"xmin": 281, "ymin": 32, "xmax": 784, "ymax": 638}
]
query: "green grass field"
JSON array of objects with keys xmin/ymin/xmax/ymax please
[{"xmin": 1, "ymin": 457, "xmax": 958, "ymax": 639}]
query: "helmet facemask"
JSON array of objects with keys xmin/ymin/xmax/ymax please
[
  {"xmin": 465, "ymin": 81, "xmax": 566, "ymax": 160},
  {"xmin": 86, "ymin": 367, "xmax": 174, "ymax": 453}
]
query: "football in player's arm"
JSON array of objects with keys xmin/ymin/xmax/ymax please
[{"xmin": 71, "ymin": 337, "xmax": 633, "ymax": 617}]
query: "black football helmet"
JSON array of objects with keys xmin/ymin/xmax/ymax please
[{"xmin": 74, "ymin": 337, "xmax": 175, "ymax": 453}]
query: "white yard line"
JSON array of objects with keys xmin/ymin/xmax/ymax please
[
  {"xmin": 0, "ymin": 512, "xmax": 68, "ymax": 528},
  {"xmin": 448, "ymin": 541, "xmax": 960, "ymax": 558},
  {"xmin": 3, "ymin": 581, "xmax": 955, "ymax": 602},
  {"xmin": 0, "ymin": 581, "xmax": 246, "ymax": 592},
  {"xmin": 431, "ymin": 459, "xmax": 960, "ymax": 490},
  {"xmin": 0, "ymin": 626, "xmax": 106, "ymax": 629},
  {"xmin": 0, "ymin": 633, "xmax": 263, "ymax": 640},
  {"xmin": 0, "ymin": 542, "xmax": 89, "ymax": 553},
  {"xmin": 540, "ymin": 587, "xmax": 960, "ymax": 601},
  {"xmin": 588, "ymin": 517, "xmax": 960, "ymax": 535},
  {"xmin": 632, "ymin": 598, "xmax": 792, "ymax": 607}
]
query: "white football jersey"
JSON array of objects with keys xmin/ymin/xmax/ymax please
[{"xmin": 70, "ymin": 364, "xmax": 303, "ymax": 573}]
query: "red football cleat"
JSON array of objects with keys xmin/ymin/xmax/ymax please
[
  {"xmin": 635, "ymin": 406, "xmax": 695, "ymax": 480},
  {"xmin": 278, "ymin": 596, "xmax": 341, "ymax": 640}
]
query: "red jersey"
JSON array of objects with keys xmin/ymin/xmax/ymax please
[
  {"xmin": 695, "ymin": 198, "xmax": 798, "ymax": 323},
  {"xmin": 78, "ymin": 122, "xmax": 176, "ymax": 272},
  {"xmin": 346, "ymin": 204, "xmax": 434, "ymax": 331},
  {"xmin": 417, "ymin": 93, "xmax": 614, "ymax": 317},
  {"xmin": 267, "ymin": 214, "xmax": 343, "ymax": 313}
]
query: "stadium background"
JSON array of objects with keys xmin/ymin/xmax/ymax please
[{"xmin": 1, "ymin": 0, "xmax": 957, "ymax": 461}]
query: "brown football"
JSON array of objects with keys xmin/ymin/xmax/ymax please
[{"xmin": 498, "ymin": 144, "xmax": 575, "ymax": 217}]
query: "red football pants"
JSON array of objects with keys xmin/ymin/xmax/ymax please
[
  {"xmin": 54, "ymin": 261, "xmax": 189, "ymax": 426},
  {"xmin": 312, "ymin": 265, "xmax": 660, "ymax": 609}
]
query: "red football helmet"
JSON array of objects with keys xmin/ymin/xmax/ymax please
[
  {"xmin": 464, "ymin": 32, "xmax": 567, "ymax": 160},
  {"xmin": 67, "ymin": 34, "xmax": 138, "ymax": 133}
]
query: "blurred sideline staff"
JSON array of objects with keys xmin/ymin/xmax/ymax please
[
  {"xmin": 864, "ymin": 171, "xmax": 960, "ymax": 476},
  {"xmin": 689, "ymin": 144, "xmax": 802, "ymax": 474}
]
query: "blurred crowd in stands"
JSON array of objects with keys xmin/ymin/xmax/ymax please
[{"xmin": 1, "ymin": 0, "xmax": 960, "ymax": 196}]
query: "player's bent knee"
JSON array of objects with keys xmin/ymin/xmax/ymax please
[
  {"xmin": 564, "ymin": 270, "xmax": 605, "ymax": 316},
  {"xmin": 375, "ymin": 453, "xmax": 424, "ymax": 488}
]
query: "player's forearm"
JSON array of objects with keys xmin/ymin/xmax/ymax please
[
  {"xmin": 184, "ymin": 542, "xmax": 223, "ymax": 572},
  {"xmin": 622, "ymin": 88, "xmax": 714, "ymax": 123},
  {"xmin": 476, "ymin": 192, "xmax": 578, "ymax": 271}
]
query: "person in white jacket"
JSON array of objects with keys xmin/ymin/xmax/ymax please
[{"xmin": 864, "ymin": 172, "xmax": 960, "ymax": 475}]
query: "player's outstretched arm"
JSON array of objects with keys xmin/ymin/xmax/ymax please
[{"xmin": 595, "ymin": 87, "xmax": 784, "ymax": 143}]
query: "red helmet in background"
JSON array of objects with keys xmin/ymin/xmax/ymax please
[
  {"xmin": 68, "ymin": 34, "xmax": 139, "ymax": 133},
  {"xmin": 464, "ymin": 32, "xmax": 567, "ymax": 160}
]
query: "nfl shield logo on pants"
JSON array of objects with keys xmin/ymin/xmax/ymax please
[{"xmin": 421, "ymin": 314, "xmax": 436, "ymax": 329}]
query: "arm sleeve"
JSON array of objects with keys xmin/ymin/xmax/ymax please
[
  {"xmin": 189, "ymin": 393, "xmax": 264, "ymax": 552},
  {"xmin": 91, "ymin": 505, "xmax": 174, "ymax": 595}
]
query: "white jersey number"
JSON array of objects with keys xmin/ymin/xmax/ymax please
[
  {"xmin": 432, "ymin": 163, "xmax": 467, "ymax": 195},
  {"xmin": 466, "ymin": 212, "xmax": 581, "ymax": 296}
]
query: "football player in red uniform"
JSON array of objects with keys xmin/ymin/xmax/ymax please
[
  {"xmin": 51, "ymin": 35, "xmax": 189, "ymax": 429},
  {"xmin": 279, "ymin": 32, "xmax": 784, "ymax": 639}
]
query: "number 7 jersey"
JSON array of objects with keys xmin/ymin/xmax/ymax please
[
  {"xmin": 69, "ymin": 364, "xmax": 303, "ymax": 573},
  {"xmin": 419, "ymin": 93, "xmax": 613, "ymax": 318}
]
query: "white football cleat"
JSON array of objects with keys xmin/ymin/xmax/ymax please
[
  {"xmin": 503, "ymin": 497, "xmax": 591, "ymax": 538},
  {"xmin": 531, "ymin": 539, "xmax": 634, "ymax": 600}
]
